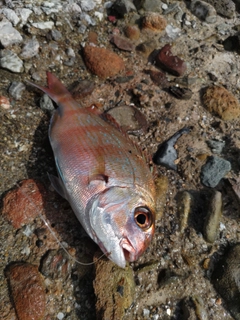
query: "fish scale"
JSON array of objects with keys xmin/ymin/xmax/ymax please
[{"xmin": 29, "ymin": 72, "xmax": 156, "ymax": 268}]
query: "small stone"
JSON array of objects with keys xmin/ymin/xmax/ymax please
[
  {"xmin": 39, "ymin": 93, "xmax": 55, "ymax": 111},
  {"xmin": 177, "ymin": 191, "xmax": 192, "ymax": 232},
  {"xmin": 141, "ymin": 12, "xmax": 167, "ymax": 32},
  {"xmin": 190, "ymin": 0, "xmax": 217, "ymax": 24},
  {"xmin": 155, "ymin": 44, "xmax": 187, "ymax": 76},
  {"xmin": 203, "ymin": 191, "xmax": 222, "ymax": 243},
  {"xmin": 169, "ymin": 86, "xmax": 193, "ymax": 100},
  {"xmin": 0, "ymin": 20, "xmax": 23, "ymax": 47},
  {"xmin": 16, "ymin": 8, "xmax": 33, "ymax": 26},
  {"xmin": 204, "ymin": 0, "xmax": 236, "ymax": 18},
  {"xmin": 146, "ymin": 69, "xmax": 168, "ymax": 87},
  {"xmin": 1, "ymin": 8, "xmax": 20, "ymax": 26},
  {"xmin": 203, "ymin": 86, "xmax": 240, "ymax": 121},
  {"xmin": 79, "ymin": 0, "xmax": 98, "ymax": 11},
  {"xmin": 83, "ymin": 45, "xmax": 125, "ymax": 79},
  {"xmin": 40, "ymin": 249, "xmax": 74, "ymax": 280},
  {"xmin": 136, "ymin": 39, "xmax": 157, "ymax": 57},
  {"xmin": 31, "ymin": 21, "xmax": 54, "ymax": 30},
  {"xmin": 124, "ymin": 25, "xmax": 140, "ymax": 40},
  {"xmin": 0, "ymin": 49, "xmax": 24, "ymax": 73},
  {"xmin": 5, "ymin": 262, "xmax": 45, "ymax": 320},
  {"xmin": 0, "ymin": 96, "xmax": 11, "ymax": 109},
  {"xmin": 111, "ymin": 0, "xmax": 137, "ymax": 18},
  {"xmin": 201, "ymin": 156, "xmax": 231, "ymax": 188},
  {"xmin": 20, "ymin": 38, "xmax": 39, "ymax": 59},
  {"xmin": 8, "ymin": 81, "xmax": 26, "ymax": 100},
  {"xmin": 69, "ymin": 80, "xmax": 95, "ymax": 99},
  {"xmin": 155, "ymin": 175, "xmax": 168, "ymax": 220},
  {"xmin": 134, "ymin": 0, "xmax": 162, "ymax": 12},
  {"xmin": 212, "ymin": 244, "xmax": 240, "ymax": 320},
  {"xmin": 207, "ymin": 139, "xmax": 225, "ymax": 154},
  {"xmin": 111, "ymin": 34, "xmax": 135, "ymax": 51},
  {"xmin": 2, "ymin": 179, "xmax": 45, "ymax": 229},
  {"xmin": 50, "ymin": 29, "xmax": 62, "ymax": 41}
]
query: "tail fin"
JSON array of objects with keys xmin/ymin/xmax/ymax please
[{"xmin": 26, "ymin": 72, "xmax": 72, "ymax": 106}]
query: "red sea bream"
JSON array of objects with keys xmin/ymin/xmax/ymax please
[{"xmin": 30, "ymin": 72, "xmax": 156, "ymax": 268}]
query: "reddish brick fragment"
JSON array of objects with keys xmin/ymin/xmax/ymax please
[
  {"xmin": 6, "ymin": 262, "xmax": 46, "ymax": 320},
  {"xmin": 2, "ymin": 179, "xmax": 45, "ymax": 229},
  {"xmin": 155, "ymin": 44, "xmax": 187, "ymax": 76},
  {"xmin": 111, "ymin": 34, "xmax": 135, "ymax": 51}
]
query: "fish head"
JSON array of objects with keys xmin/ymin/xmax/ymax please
[{"xmin": 87, "ymin": 186, "xmax": 155, "ymax": 268}]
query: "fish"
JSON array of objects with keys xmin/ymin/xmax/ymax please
[{"xmin": 29, "ymin": 72, "xmax": 156, "ymax": 268}]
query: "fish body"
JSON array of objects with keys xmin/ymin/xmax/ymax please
[{"xmin": 30, "ymin": 72, "xmax": 156, "ymax": 268}]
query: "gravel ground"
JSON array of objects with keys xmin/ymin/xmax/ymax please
[{"xmin": 1, "ymin": 0, "xmax": 240, "ymax": 319}]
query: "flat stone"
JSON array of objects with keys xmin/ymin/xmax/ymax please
[
  {"xmin": 190, "ymin": 0, "xmax": 217, "ymax": 24},
  {"xmin": 141, "ymin": 12, "xmax": 167, "ymax": 32},
  {"xmin": 155, "ymin": 44, "xmax": 187, "ymax": 76},
  {"xmin": 111, "ymin": 34, "xmax": 135, "ymax": 51},
  {"xmin": 203, "ymin": 85, "xmax": 240, "ymax": 120},
  {"xmin": 0, "ymin": 49, "xmax": 24, "ymax": 73},
  {"xmin": 201, "ymin": 156, "xmax": 231, "ymax": 188},
  {"xmin": 2, "ymin": 179, "xmax": 46, "ymax": 229},
  {"xmin": 5, "ymin": 262, "xmax": 45, "ymax": 320},
  {"xmin": 31, "ymin": 21, "xmax": 54, "ymax": 30},
  {"xmin": 20, "ymin": 38, "xmax": 40, "ymax": 59},
  {"xmin": 212, "ymin": 244, "xmax": 240, "ymax": 319},
  {"xmin": 83, "ymin": 45, "xmax": 125, "ymax": 79},
  {"xmin": 0, "ymin": 20, "xmax": 23, "ymax": 47}
]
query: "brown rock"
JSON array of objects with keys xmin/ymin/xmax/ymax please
[
  {"xmin": 142, "ymin": 12, "xmax": 167, "ymax": 32},
  {"xmin": 2, "ymin": 179, "xmax": 46, "ymax": 229},
  {"xmin": 155, "ymin": 44, "xmax": 187, "ymax": 76},
  {"xmin": 111, "ymin": 34, "xmax": 135, "ymax": 51},
  {"xmin": 83, "ymin": 45, "xmax": 125, "ymax": 79},
  {"xmin": 203, "ymin": 85, "xmax": 240, "ymax": 120},
  {"xmin": 146, "ymin": 69, "xmax": 168, "ymax": 86},
  {"xmin": 5, "ymin": 262, "xmax": 46, "ymax": 320},
  {"xmin": 124, "ymin": 25, "xmax": 140, "ymax": 40}
]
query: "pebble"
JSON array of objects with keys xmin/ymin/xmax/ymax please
[
  {"xmin": 212, "ymin": 244, "xmax": 240, "ymax": 320},
  {"xmin": 155, "ymin": 44, "xmax": 187, "ymax": 76},
  {"xmin": 177, "ymin": 191, "xmax": 192, "ymax": 232},
  {"xmin": 40, "ymin": 248, "xmax": 74, "ymax": 280},
  {"xmin": 200, "ymin": 156, "xmax": 231, "ymax": 188},
  {"xmin": 141, "ymin": 12, "xmax": 167, "ymax": 32},
  {"xmin": 39, "ymin": 93, "xmax": 55, "ymax": 111},
  {"xmin": 190, "ymin": 0, "xmax": 217, "ymax": 24},
  {"xmin": 134, "ymin": 0, "xmax": 163, "ymax": 12},
  {"xmin": 20, "ymin": 38, "xmax": 40, "ymax": 59},
  {"xmin": 5, "ymin": 262, "xmax": 45, "ymax": 320},
  {"xmin": 0, "ymin": 19, "xmax": 23, "ymax": 47},
  {"xmin": 106, "ymin": 104, "xmax": 148, "ymax": 135},
  {"xmin": 111, "ymin": 0, "xmax": 137, "ymax": 18},
  {"xmin": 207, "ymin": 139, "xmax": 225, "ymax": 154},
  {"xmin": 153, "ymin": 127, "xmax": 190, "ymax": 170},
  {"xmin": 2, "ymin": 179, "xmax": 45, "ymax": 229},
  {"xmin": 16, "ymin": 8, "xmax": 33, "ymax": 26},
  {"xmin": 136, "ymin": 39, "xmax": 157, "ymax": 56},
  {"xmin": 111, "ymin": 34, "xmax": 135, "ymax": 51},
  {"xmin": 79, "ymin": 0, "xmax": 99, "ymax": 11},
  {"xmin": 169, "ymin": 86, "xmax": 193, "ymax": 100},
  {"xmin": 203, "ymin": 85, "xmax": 240, "ymax": 121},
  {"xmin": 204, "ymin": 0, "xmax": 236, "ymax": 18},
  {"xmin": 124, "ymin": 25, "xmax": 140, "ymax": 40},
  {"xmin": 83, "ymin": 45, "xmax": 125, "ymax": 79},
  {"xmin": 31, "ymin": 21, "xmax": 54, "ymax": 30},
  {"xmin": 50, "ymin": 29, "xmax": 62, "ymax": 41},
  {"xmin": 8, "ymin": 81, "xmax": 26, "ymax": 100},
  {"xmin": 203, "ymin": 191, "xmax": 222, "ymax": 243},
  {"xmin": 0, "ymin": 49, "xmax": 24, "ymax": 73},
  {"xmin": 69, "ymin": 79, "xmax": 95, "ymax": 99},
  {"xmin": 0, "ymin": 95, "xmax": 11, "ymax": 109},
  {"xmin": 1, "ymin": 8, "xmax": 20, "ymax": 26},
  {"xmin": 147, "ymin": 69, "xmax": 168, "ymax": 87}
]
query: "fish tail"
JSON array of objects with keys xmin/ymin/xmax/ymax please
[{"xmin": 27, "ymin": 72, "xmax": 73, "ymax": 107}]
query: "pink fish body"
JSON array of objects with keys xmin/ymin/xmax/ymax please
[{"xmin": 30, "ymin": 72, "xmax": 156, "ymax": 268}]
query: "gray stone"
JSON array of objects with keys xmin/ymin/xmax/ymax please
[
  {"xmin": 51, "ymin": 29, "xmax": 62, "ymax": 41},
  {"xmin": 0, "ymin": 49, "xmax": 24, "ymax": 73},
  {"xmin": 204, "ymin": 0, "xmax": 236, "ymax": 18},
  {"xmin": 79, "ymin": 0, "xmax": 98, "ymax": 11},
  {"xmin": 190, "ymin": 0, "xmax": 217, "ymax": 24},
  {"xmin": 40, "ymin": 93, "xmax": 55, "ymax": 112},
  {"xmin": 16, "ymin": 8, "xmax": 33, "ymax": 26},
  {"xmin": 207, "ymin": 139, "xmax": 225, "ymax": 154},
  {"xmin": 20, "ymin": 38, "xmax": 40, "ymax": 60},
  {"xmin": 201, "ymin": 156, "xmax": 231, "ymax": 188},
  {"xmin": 0, "ymin": 20, "xmax": 23, "ymax": 47},
  {"xmin": 8, "ymin": 82, "xmax": 26, "ymax": 100},
  {"xmin": 203, "ymin": 191, "xmax": 222, "ymax": 243},
  {"xmin": 212, "ymin": 244, "xmax": 240, "ymax": 320},
  {"xmin": 133, "ymin": 0, "xmax": 163, "ymax": 12},
  {"xmin": 31, "ymin": 21, "xmax": 54, "ymax": 30},
  {"xmin": 1, "ymin": 8, "xmax": 20, "ymax": 26}
]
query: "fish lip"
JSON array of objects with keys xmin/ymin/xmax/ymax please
[{"xmin": 120, "ymin": 237, "xmax": 137, "ymax": 262}]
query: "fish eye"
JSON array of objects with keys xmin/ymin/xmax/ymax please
[{"xmin": 134, "ymin": 207, "xmax": 153, "ymax": 230}]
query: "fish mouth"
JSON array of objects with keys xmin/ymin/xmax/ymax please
[{"xmin": 120, "ymin": 237, "xmax": 137, "ymax": 262}]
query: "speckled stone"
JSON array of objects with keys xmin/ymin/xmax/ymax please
[
  {"xmin": 204, "ymin": 0, "xmax": 236, "ymax": 18},
  {"xmin": 5, "ymin": 262, "xmax": 46, "ymax": 320},
  {"xmin": 141, "ymin": 12, "xmax": 167, "ymax": 32},
  {"xmin": 2, "ymin": 179, "xmax": 46, "ymax": 229},
  {"xmin": 83, "ymin": 45, "xmax": 125, "ymax": 79},
  {"xmin": 203, "ymin": 86, "xmax": 240, "ymax": 120},
  {"xmin": 190, "ymin": 0, "xmax": 217, "ymax": 24},
  {"xmin": 201, "ymin": 156, "xmax": 231, "ymax": 188}
]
